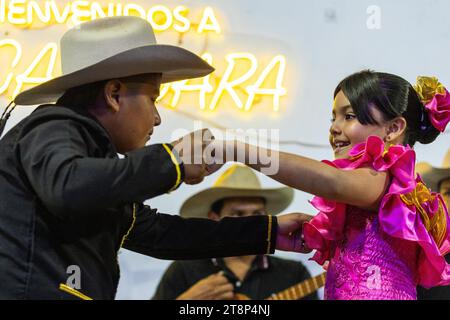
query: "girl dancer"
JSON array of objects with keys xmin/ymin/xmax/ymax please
[{"xmin": 215, "ymin": 71, "xmax": 450, "ymax": 299}]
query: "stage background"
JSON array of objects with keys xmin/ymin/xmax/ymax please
[{"xmin": 1, "ymin": 0, "xmax": 449, "ymax": 300}]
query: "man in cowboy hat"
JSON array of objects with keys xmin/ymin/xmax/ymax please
[
  {"xmin": 153, "ymin": 164, "xmax": 319, "ymax": 300},
  {"xmin": 0, "ymin": 16, "xmax": 312, "ymax": 299},
  {"xmin": 417, "ymin": 149, "xmax": 450, "ymax": 300}
]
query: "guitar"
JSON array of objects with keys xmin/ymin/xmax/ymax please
[{"xmin": 234, "ymin": 272, "xmax": 326, "ymax": 300}]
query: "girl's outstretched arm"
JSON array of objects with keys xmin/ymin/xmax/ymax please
[{"xmin": 217, "ymin": 140, "xmax": 389, "ymax": 211}]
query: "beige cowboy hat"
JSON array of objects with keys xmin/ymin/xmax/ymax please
[
  {"xmin": 180, "ymin": 164, "xmax": 294, "ymax": 218},
  {"xmin": 416, "ymin": 149, "xmax": 450, "ymax": 192},
  {"xmin": 14, "ymin": 16, "xmax": 214, "ymax": 106}
]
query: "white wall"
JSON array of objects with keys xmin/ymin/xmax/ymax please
[{"xmin": 1, "ymin": 0, "xmax": 449, "ymax": 300}]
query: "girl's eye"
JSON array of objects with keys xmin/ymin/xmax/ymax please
[
  {"xmin": 330, "ymin": 118, "xmax": 336, "ymax": 123},
  {"xmin": 345, "ymin": 114, "xmax": 356, "ymax": 120}
]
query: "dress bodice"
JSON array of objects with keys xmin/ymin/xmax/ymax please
[{"xmin": 325, "ymin": 206, "xmax": 418, "ymax": 300}]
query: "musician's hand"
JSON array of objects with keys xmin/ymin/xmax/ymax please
[
  {"xmin": 176, "ymin": 271, "xmax": 234, "ymax": 300},
  {"xmin": 276, "ymin": 213, "xmax": 313, "ymax": 253}
]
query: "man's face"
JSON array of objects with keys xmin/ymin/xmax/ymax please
[
  {"xmin": 439, "ymin": 178, "xmax": 450, "ymax": 208},
  {"xmin": 110, "ymin": 74, "xmax": 162, "ymax": 153},
  {"xmin": 209, "ymin": 197, "xmax": 267, "ymax": 220}
]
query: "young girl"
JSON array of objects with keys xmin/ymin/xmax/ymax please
[{"xmin": 214, "ymin": 70, "xmax": 450, "ymax": 300}]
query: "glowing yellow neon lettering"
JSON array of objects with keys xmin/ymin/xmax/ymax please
[
  {"xmin": 2, "ymin": 2, "xmax": 223, "ymax": 35},
  {"xmin": 0, "ymin": 0, "xmax": 5, "ymax": 23},
  {"xmin": 245, "ymin": 55, "xmax": 287, "ymax": 112},
  {"xmin": 90, "ymin": 1, "xmax": 108, "ymax": 19},
  {"xmin": 169, "ymin": 53, "xmax": 214, "ymax": 109},
  {"xmin": 13, "ymin": 42, "xmax": 57, "ymax": 98},
  {"xmin": 113, "ymin": 3, "xmax": 122, "ymax": 17},
  {"xmin": 158, "ymin": 83, "xmax": 170, "ymax": 103},
  {"xmin": 123, "ymin": 3, "xmax": 146, "ymax": 19},
  {"xmin": 27, "ymin": 1, "xmax": 50, "ymax": 24},
  {"xmin": 8, "ymin": 0, "xmax": 27, "ymax": 25},
  {"xmin": 209, "ymin": 53, "xmax": 257, "ymax": 110},
  {"xmin": 0, "ymin": 40, "xmax": 287, "ymax": 112},
  {"xmin": 0, "ymin": 39, "xmax": 22, "ymax": 95},
  {"xmin": 70, "ymin": 0, "xmax": 91, "ymax": 26},
  {"xmin": 104, "ymin": 3, "xmax": 116, "ymax": 17},
  {"xmin": 50, "ymin": 0, "xmax": 71, "ymax": 24},
  {"xmin": 147, "ymin": 5, "xmax": 172, "ymax": 32},
  {"xmin": 197, "ymin": 6, "xmax": 221, "ymax": 34},
  {"xmin": 173, "ymin": 5, "xmax": 190, "ymax": 33}
]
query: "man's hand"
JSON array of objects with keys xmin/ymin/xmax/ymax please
[
  {"xmin": 202, "ymin": 139, "xmax": 235, "ymax": 176},
  {"xmin": 176, "ymin": 272, "xmax": 234, "ymax": 300},
  {"xmin": 171, "ymin": 129, "xmax": 216, "ymax": 185},
  {"xmin": 276, "ymin": 213, "xmax": 314, "ymax": 253}
]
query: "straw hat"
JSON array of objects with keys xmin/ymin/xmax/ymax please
[
  {"xmin": 416, "ymin": 149, "xmax": 450, "ymax": 192},
  {"xmin": 180, "ymin": 164, "xmax": 294, "ymax": 218},
  {"xmin": 14, "ymin": 16, "xmax": 214, "ymax": 106}
]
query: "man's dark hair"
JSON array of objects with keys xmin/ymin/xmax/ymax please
[
  {"xmin": 56, "ymin": 73, "xmax": 162, "ymax": 109},
  {"xmin": 56, "ymin": 80, "xmax": 108, "ymax": 108}
]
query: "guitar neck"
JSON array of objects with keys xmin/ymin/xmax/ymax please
[{"xmin": 267, "ymin": 272, "xmax": 326, "ymax": 300}]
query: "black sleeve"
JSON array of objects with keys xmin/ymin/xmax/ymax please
[
  {"xmin": 152, "ymin": 262, "xmax": 190, "ymax": 300},
  {"xmin": 123, "ymin": 203, "xmax": 278, "ymax": 260},
  {"xmin": 297, "ymin": 264, "xmax": 319, "ymax": 300},
  {"xmin": 17, "ymin": 119, "xmax": 182, "ymax": 218}
]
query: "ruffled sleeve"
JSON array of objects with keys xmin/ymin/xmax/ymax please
[{"xmin": 303, "ymin": 135, "xmax": 450, "ymax": 287}]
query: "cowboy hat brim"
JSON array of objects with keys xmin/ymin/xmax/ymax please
[
  {"xmin": 416, "ymin": 162, "xmax": 450, "ymax": 192},
  {"xmin": 180, "ymin": 186, "xmax": 294, "ymax": 218},
  {"xmin": 14, "ymin": 44, "xmax": 214, "ymax": 106}
]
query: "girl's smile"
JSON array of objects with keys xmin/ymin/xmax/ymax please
[{"xmin": 329, "ymin": 91, "xmax": 390, "ymax": 159}]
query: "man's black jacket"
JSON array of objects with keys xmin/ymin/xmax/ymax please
[{"xmin": 0, "ymin": 105, "xmax": 277, "ymax": 299}]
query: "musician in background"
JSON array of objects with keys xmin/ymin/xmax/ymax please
[
  {"xmin": 152, "ymin": 165, "xmax": 319, "ymax": 300},
  {"xmin": 417, "ymin": 149, "xmax": 450, "ymax": 300}
]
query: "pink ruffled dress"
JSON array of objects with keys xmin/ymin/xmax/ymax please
[{"xmin": 303, "ymin": 136, "xmax": 450, "ymax": 300}]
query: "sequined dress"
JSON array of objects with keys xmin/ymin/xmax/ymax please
[{"xmin": 303, "ymin": 136, "xmax": 450, "ymax": 300}]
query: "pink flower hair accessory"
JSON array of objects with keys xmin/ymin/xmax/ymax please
[
  {"xmin": 424, "ymin": 89, "xmax": 450, "ymax": 133},
  {"xmin": 414, "ymin": 76, "xmax": 450, "ymax": 133}
]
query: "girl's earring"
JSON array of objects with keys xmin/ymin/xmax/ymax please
[
  {"xmin": 385, "ymin": 135, "xmax": 394, "ymax": 148},
  {"xmin": 384, "ymin": 135, "xmax": 393, "ymax": 146}
]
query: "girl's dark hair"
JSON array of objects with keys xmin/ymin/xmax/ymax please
[{"xmin": 334, "ymin": 70, "xmax": 440, "ymax": 146}]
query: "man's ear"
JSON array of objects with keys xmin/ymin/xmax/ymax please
[
  {"xmin": 103, "ymin": 80, "xmax": 122, "ymax": 113},
  {"xmin": 384, "ymin": 117, "xmax": 407, "ymax": 143},
  {"xmin": 207, "ymin": 211, "xmax": 221, "ymax": 221}
]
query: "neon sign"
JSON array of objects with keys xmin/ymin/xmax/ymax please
[
  {"xmin": 0, "ymin": 1, "xmax": 287, "ymax": 112},
  {"xmin": 0, "ymin": 1, "xmax": 221, "ymax": 33},
  {"xmin": 160, "ymin": 53, "xmax": 286, "ymax": 112}
]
